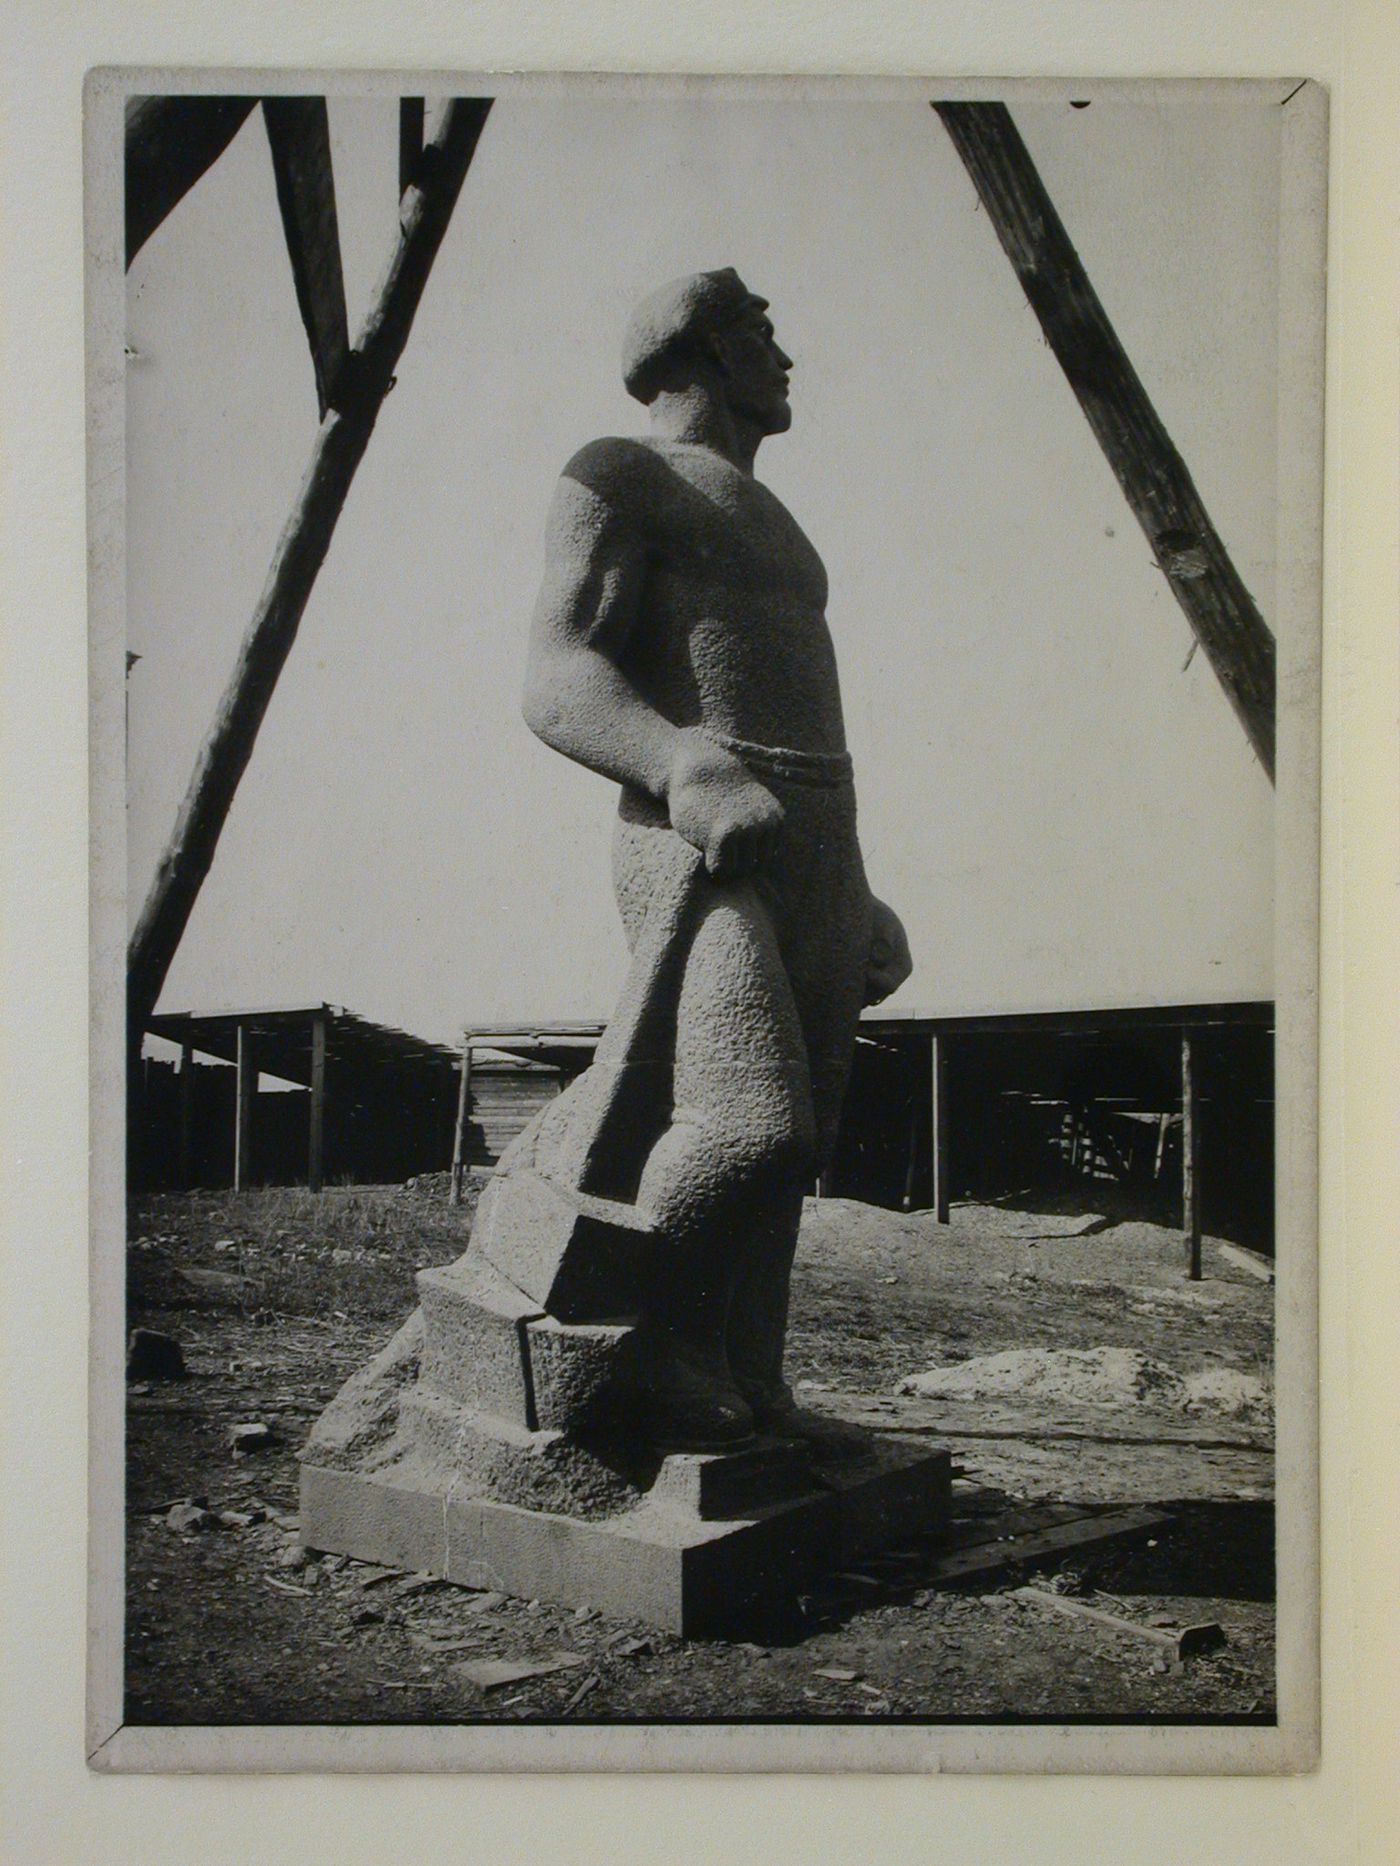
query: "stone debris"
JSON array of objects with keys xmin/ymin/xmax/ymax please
[
  {"xmin": 164, "ymin": 1501, "xmax": 214, "ymax": 1534},
  {"xmin": 277, "ymin": 1542, "xmax": 312, "ymax": 1570},
  {"xmin": 127, "ymin": 1328, "xmax": 187, "ymax": 1382},
  {"xmin": 812, "ymin": 1666, "xmax": 859, "ymax": 1682},
  {"xmin": 392, "ymin": 1574, "xmax": 448, "ymax": 1598},
  {"xmin": 455, "ymin": 1652, "xmax": 588, "ymax": 1692},
  {"xmin": 897, "ymin": 1346, "xmax": 1271, "ymax": 1420},
  {"xmin": 562, "ymin": 1672, "xmax": 600, "ymax": 1713},
  {"xmin": 461, "ymin": 1590, "xmax": 506, "ymax": 1616},
  {"xmin": 228, "ymin": 1421, "xmax": 278, "ymax": 1455}
]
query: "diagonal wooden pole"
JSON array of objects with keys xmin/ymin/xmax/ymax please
[
  {"xmin": 934, "ymin": 102, "xmax": 1276, "ymax": 781},
  {"xmin": 262, "ymin": 98, "xmax": 351, "ymax": 416},
  {"xmin": 128, "ymin": 98, "xmax": 493, "ymax": 1047},
  {"xmin": 125, "ymin": 96, "xmax": 258, "ymax": 267}
]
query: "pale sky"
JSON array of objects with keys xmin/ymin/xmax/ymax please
[{"xmin": 126, "ymin": 87, "xmax": 1284, "ymax": 1047}]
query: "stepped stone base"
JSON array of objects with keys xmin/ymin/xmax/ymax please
[
  {"xmin": 299, "ymin": 1233, "xmax": 953, "ymax": 1634},
  {"xmin": 301, "ymin": 1433, "xmax": 952, "ymax": 1635}
]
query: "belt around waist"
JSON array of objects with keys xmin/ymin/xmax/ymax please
[{"xmin": 709, "ymin": 729, "xmax": 855, "ymax": 790}]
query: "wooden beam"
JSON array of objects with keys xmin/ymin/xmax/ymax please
[
  {"xmin": 450, "ymin": 1040, "xmax": 473, "ymax": 1207},
  {"xmin": 934, "ymin": 102, "xmax": 1276, "ymax": 781},
  {"xmin": 399, "ymin": 99, "xmax": 426, "ymax": 196},
  {"xmin": 901, "ymin": 1085, "xmax": 920, "ymax": 1212},
  {"xmin": 308, "ymin": 1011, "xmax": 327, "ymax": 1192},
  {"xmin": 262, "ymin": 98, "xmax": 351, "ymax": 416},
  {"xmin": 177, "ymin": 1040, "xmax": 194, "ymax": 1187},
  {"xmin": 1181, "ymin": 1027, "xmax": 1202, "ymax": 1278},
  {"xmin": 125, "ymin": 96, "xmax": 257, "ymax": 267},
  {"xmin": 234, "ymin": 1024, "xmax": 255, "ymax": 1191},
  {"xmin": 931, "ymin": 1034, "xmax": 950, "ymax": 1223},
  {"xmin": 127, "ymin": 99, "xmax": 494, "ymax": 1044}
]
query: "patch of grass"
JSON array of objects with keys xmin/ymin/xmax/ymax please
[{"xmin": 129, "ymin": 1183, "xmax": 479, "ymax": 1328}]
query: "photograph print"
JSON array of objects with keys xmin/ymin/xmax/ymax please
[{"xmin": 92, "ymin": 72, "xmax": 1324, "ymax": 1772}]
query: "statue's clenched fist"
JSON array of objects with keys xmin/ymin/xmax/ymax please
[
  {"xmin": 666, "ymin": 728, "xmax": 785, "ymax": 880},
  {"xmin": 864, "ymin": 895, "xmax": 913, "ymax": 1006}
]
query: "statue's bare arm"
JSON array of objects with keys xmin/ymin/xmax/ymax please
[{"xmin": 523, "ymin": 446, "xmax": 784, "ymax": 881}]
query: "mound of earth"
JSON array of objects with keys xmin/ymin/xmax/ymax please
[{"xmin": 897, "ymin": 1346, "xmax": 1270, "ymax": 1419}]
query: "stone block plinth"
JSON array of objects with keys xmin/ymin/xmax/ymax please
[{"xmin": 300, "ymin": 1432, "xmax": 952, "ymax": 1636}]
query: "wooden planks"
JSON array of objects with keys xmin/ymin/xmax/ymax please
[
  {"xmin": 1010, "ymin": 1586, "xmax": 1226, "ymax": 1660},
  {"xmin": 934, "ymin": 101, "xmax": 1276, "ymax": 780},
  {"xmin": 927, "ymin": 1505, "xmax": 1170, "ymax": 1583}
]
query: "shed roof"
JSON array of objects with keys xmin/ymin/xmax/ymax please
[
  {"xmin": 464, "ymin": 999, "xmax": 1274, "ymax": 1069},
  {"xmin": 149, "ymin": 1002, "xmax": 459, "ymax": 1089}
]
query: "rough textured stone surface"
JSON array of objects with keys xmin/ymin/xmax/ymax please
[
  {"xmin": 524, "ymin": 1315, "xmax": 639, "ymax": 1431},
  {"xmin": 399, "ymin": 1388, "xmax": 643, "ymax": 1521},
  {"xmin": 302, "ymin": 276, "xmax": 927, "ymax": 1605},
  {"xmin": 301, "ymin": 1311, "xmax": 423, "ymax": 1471},
  {"xmin": 417, "ymin": 1256, "xmax": 540, "ymax": 1425},
  {"xmin": 648, "ymin": 1441, "xmax": 819, "ymax": 1520},
  {"xmin": 472, "ymin": 1160, "xmax": 651, "ymax": 1324},
  {"xmin": 302, "ymin": 1439, "xmax": 952, "ymax": 1636},
  {"xmin": 477, "ymin": 268, "xmax": 911, "ymax": 1437}
]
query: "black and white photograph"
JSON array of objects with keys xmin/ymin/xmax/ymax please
[{"xmin": 89, "ymin": 72, "xmax": 1325, "ymax": 1773}]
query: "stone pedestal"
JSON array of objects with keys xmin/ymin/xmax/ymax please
[{"xmin": 299, "ymin": 1239, "xmax": 952, "ymax": 1636}]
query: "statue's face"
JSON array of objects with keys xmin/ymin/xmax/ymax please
[{"xmin": 714, "ymin": 303, "xmax": 794, "ymax": 434}]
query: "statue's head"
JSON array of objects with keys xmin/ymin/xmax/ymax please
[{"xmin": 622, "ymin": 268, "xmax": 793, "ymax": 435}]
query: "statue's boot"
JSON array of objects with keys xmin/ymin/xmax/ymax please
[
  {"xmin": 618, "ymin": 1335, "xmax": 755, "ymax": 1452},
  {"xmin": 725, "ymin": 1210, "xmax": 871, "ymax": 1462}
]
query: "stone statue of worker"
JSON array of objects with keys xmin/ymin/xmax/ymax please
[{"xmin": 519, "ymin": 268, "xmax": 912, "ymax": 1452}]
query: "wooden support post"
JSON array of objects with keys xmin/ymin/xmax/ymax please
[
  {"xmin": 934, "ymin": 102, "xmax": 1276, "ymax": 780},
  {"xmin": 234, "ymin": 1024, "xmax": 256, "ymax": 1192},
  {"xmin": 450, "ymin": 1041, "xmax": 473, "ymax": 1207},
  {"xmin": 308, "ymin": 1011, "xmax": 327, "ymax": 1192},
  {"xmin": 126, "ymin": 99, "xmax": 494, "ymax": 1046},
  {"xmin": 125, "ymin": 96, "xmax": 258, "ymax": 267},
  {"xmin": 932, "ymin": 1033, "xmax": 951, "ymax": 1224},
  {"xmin": 177, "ymin": 1040, "xmax": 194, "ymax": 1188},
  {"xmin": 399, "ymin": 98, "xmax": 426, "ymax": 195},
  {"xmin": 263, "ymin": 98, "xmax": 351, "ymax": 416},
  {"xmin": 1181, "ymin": 1028, "xmax": 1202, "ymax": 1279},
  {"xmin": 901, "ymin": 1086, "xmax": 921, "ymax": 1213}
]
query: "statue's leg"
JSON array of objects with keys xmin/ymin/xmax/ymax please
[
  {"xmin": 724, "ymin": 794, "xmax": 872, "ymax": 1428},
  {"xmin": 626, "ymin": 879, "xmax": 817, "ymax": 1447}
]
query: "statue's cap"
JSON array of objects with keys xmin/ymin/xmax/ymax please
[{"xmin": 621, "ymin": 268, "xmax": 767, "ymax": 405}]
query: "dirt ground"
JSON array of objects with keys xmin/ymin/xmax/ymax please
[{"xmin": 123, "ymin": 1182, "xmax": 1275, "ymax": 1726}]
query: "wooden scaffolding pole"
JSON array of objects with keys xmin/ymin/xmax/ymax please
[
  {"xmin": 931, "ymin": 1033, "xmax": 951, "ymax": 1224},
  {"xmin": 127, "ymin": 99, "xmax": 493, "ymax": 1046},
  {"xmin": 1181, "ymin": 1027, "xmax": 1203, "ymax": 1280},
  {"xmin": 399, "ymin": 99, "xmax": 426, "ymax": 195},
  {"xmin": 449, "ymin": 1040, "xmax": 473, "ymax": 1207},
  {"xmin": 234, "ymin": 1024, "xmax": 256, "ymax": 1192},
  {"xmin": 262, "ymin": 99, "xmax": 351, "ymax": 417},
  {"xmin": 934, "ymin": 102, "xmax": 1276, "ymax": 781},
  {"xmin": 308, "ymin": 1010, "xmax": 328, "ymax": 1192},
  {"xmin": 177, "ymin": 1040, "xmax": 194, "ymax": 1187},
  {"xmin": 125, "ymin": 96, "xmax": 258, "ymax": 267}
]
